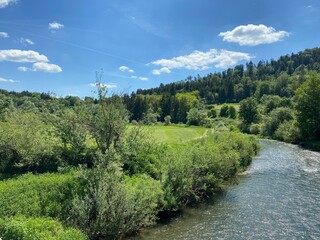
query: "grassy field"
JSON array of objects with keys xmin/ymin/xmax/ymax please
[{"xmin": 143, "ymin": 125, "xmax": 208, "ymax": 144}]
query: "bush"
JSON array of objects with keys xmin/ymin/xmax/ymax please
[
  {"xmin": 274, "ymin": 120, "xmax": 301, "ymax": 143},
  {"xmin": 219, "ymin": 105, "xmax": 229, "ymax": 118},
  {"xmin": 249, "ymin": 123, "xmax": 261, "ymax": 135},
  {"xmin": 261, "ymin": 107, "xmax": 294, "ymax": 137},
  {"xmin": 71, "ymin": 163, "xmax": 163, "ymax": 238},
  {"xmin": 208, "ymin": 108, "xmax": 217, "ymax": 118},
  {"xmin": 228, "ymin": 106, "xmax": 237, "ymax": 119},
  {"xmin": 0, "ymin": 216, "xmax": 87, "ymax": 240},
  {"xmin": 0, "ymin": 111, "xmax": 62, "ymax": 173},
  {"xmin": 0, "ymin": 172, "xmax": 83, "ymax": 220},
  {"xmin": 160, "ymin": 132, "xmax": 258, "ymax": 211}
]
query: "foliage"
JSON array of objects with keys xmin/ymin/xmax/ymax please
[
  {"xmin": 0, "ymin": 111, "xmax": 61, "ymax": 173},
  {"xmin": 0, "ymin": 172, "xmax": 83, "ymax": 220},
  {"xmin": 84, "ymin": 83, "xmax": 129, "ymax": 154},
  {"xmin": 70, "ymin": 163, "xmax": 163, "ymax": 238},
  {"xmin": 122, "ymin": 126, "xmax": 164, "ymax": 178},
  {"xmin": 239, "ymin": 97, "xmax": 259, "ymax": 128},
  {"xmin": 295, "ymin": 72, "xmax": 320, "ymax": 140},
  {"xmin": 261, "ymin": 107, "xmax": 294, "ymax": 137},
  {"xmin": 274, "ymin": 120, "xmax": 301, "ymax": 143},
  {"xmin": 164, "ymin": 115, "xmax": 171, "ymax": 125},
  {"xmin": 219, "ymin": 105, "xmax": 229, "ymax": 118},
  {"xmin": 0, "ymin": 216, "xmax": 87, "ymax": 240},
  {"xmin": 186, "ymin": 108, "xmax": 209, "ymax": 126},
  {"xmin": 228, "ymin": 105, "xmax": 237, "ymax": 119},
  {"xmin": 160, "ymin": 132, "xmax": 258, "ymax": 211}
]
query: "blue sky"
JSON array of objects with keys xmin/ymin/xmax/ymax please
[{"xmin": 0, "ymin": 0, "xmax": 319, "ymax": 97}]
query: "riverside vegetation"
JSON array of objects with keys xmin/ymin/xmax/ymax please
[
  {"xmin": 0, "ymin": 82, "xmax": 258, "ymax": 239},
  {"xmin": 1, "ymin": 47, "xmax": 320, "ymax": 239}
]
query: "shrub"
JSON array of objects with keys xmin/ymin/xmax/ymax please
[
  {"xmin": 219, "ymin": 105, "xmax": 229, "ymax": 118},
  {"xmin": 71, "ymin": 163, "xmax": 163, "ymax": 238},
  {"xmin": 249, "ymin": 123, "xmax": 261, "ymax": 135},
  {"xmin": 0, "ymin": 111, "xmax": 61, "ymax": 173},
  {"xmin": 0, "ymin": 216, "xmax": 87, "ymax": 240},
  {"xmin": 160, "ymin": 132, "xmax": 258, "ymax": 211},
  {"xmin": 261, "ymin": 107, "xmax": 294, "ymax": 137},
  {"xmin": 228, "ymin": 106, "xmax": 237, "ymax": 119},
  {"xmin": 0, "ymin": 172, "xmax": 83, "ymax": 220},
  {"xmin": 164, "ymin": 115, "xmax": 171, "ymax": 125},
  {"xmin": 274, "ymin": 120, "xmax": 301, "ymax": 143}
]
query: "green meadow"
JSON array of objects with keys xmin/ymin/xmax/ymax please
[{"xmin": 129, "ymin": 125, "xmax": 209, "ymax": 144}]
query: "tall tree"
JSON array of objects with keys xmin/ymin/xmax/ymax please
[{"xmin": 295, "ymin": 72, "xmax": 320, "ymax": 140}]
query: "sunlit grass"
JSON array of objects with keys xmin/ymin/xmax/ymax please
[{"xmin": 142, "ymin": 125, "xmax": 207, "ymax": 144}]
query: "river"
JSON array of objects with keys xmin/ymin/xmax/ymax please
[{"xmin": 131, "ymin": 140, "xmax": 320, "ymax": 240}]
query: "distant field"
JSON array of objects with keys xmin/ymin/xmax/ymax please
[{"xmin": 140, "ymin": 125, "xmax": 208, "ymax": 144}]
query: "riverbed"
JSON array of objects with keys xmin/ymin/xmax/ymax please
[{"xmin": 131, "ymin": 140, "xmax": 320, "ymax": 239}]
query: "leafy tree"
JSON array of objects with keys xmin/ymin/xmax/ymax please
[
  {"xmin": 186, "ymin": 108, "xmax": 208, "ymax": 126},
  {"xmin": 228, "ymin": 105, "xmax": 237, "ymax": 119},
  {"xmin": 208, "ymin": 108, "xmax": 217, "ymax": 118},
  {"xmin": 164, "ymin": 115, "xmax": 171, "ymax": 125},
  {"xmin": 239, "ymin": 97, "xmax": 259, "ymax": 125},
  {"xmin": 85, "ymin": 78, "xmax": 129, "ymax": 154},
  {"xmin": 219, "ymin": 105, "xmax": 229, "ymax": 118},
  {"xmin": 296, "ymin": 72, "xmax": 320, "ymax": 140}
]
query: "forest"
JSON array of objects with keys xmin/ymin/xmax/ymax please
[{"xmin": 0, "ymin": 47, "xmax": 319, "ymax": 239}]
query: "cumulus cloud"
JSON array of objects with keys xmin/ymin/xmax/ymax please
[
  {"xmin": 152, "ymin": 67, "xmax": 171, "ymax": 75},
  {"xmin": 89, "ymin": 82, "xmax": 117, "ymax": 88},
  {"xmin": 18, "ymin": 66, "xmax": 28, "ymax": 72},
  {"xmin": 0, "ymin": 32, "xmax": 9, "ymax": 38},
  {"xmin": 20, "ymin": 38, "xmax": 34, "ymax": 45},
  {"xmin": 0, "ymin": 76, "xmax": 18, "ymax": 83},
  {"xmin": 119, "ymin": 65, "xmax": 134, "ymax": 73},
  {"xmin": 0, "ymin": 0, "xmax": 16, "ymax": 8},
  {"xmin": 32, "ymin": 62, "xmax": 62, "ymax": 73},
  {"xmin": 0, "ymin": 49, "xmax": 48, "ymax": 62},
  {"xmin": 151, "ymin": 49, "xmax": 252, "ymax": 70},
  {"xmin": 48, "ymin": 21, "xmax": 64, "ymax": 30},
  {"xmin": 219, "ymin": 24, "xmax": 289, "ymax": 46}
]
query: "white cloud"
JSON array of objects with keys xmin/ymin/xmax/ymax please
[
  {"xmin": 0, "ymin": 32, "xmax": 9, "ymax": 38},
  {"xmin": 219, "ymin": 24, "xmax": 289, "ymax": 46},
  {"xmin": 32, "ymin": 62, "xmax": 62, "ymax": 73},
  {"xmin": 20, "ymin": 38, "xmax": 34, "ymax": 45},
  {"xmin": 152, "ymin": 67, "xmax": 171, "ymax": 75},
  {"xmin": 89, "ymin": 82, "xmax": 117, "ymax": 88},
  {"xmin": 0, "ymin": 76, "xmax": 18, "ymax": 83},
  {"xmin": 0, "ymin": 0, "xmax": 16, "ymax": 8},
  {"xmin": 119, "ymin": 65, "xmax": 134, "ymax": 73},
  {"xmin": 18, "ymin": 66, "xmax": 28, "ymax": 72},
  {"xmin": 131, "ymin": 75, "xmax": 148, "ymax": 81},
  {"xmin": 0, "ymin": 49, "xmax": 48, "ymax": 63},
  {"xmin": 151, "ymin": 49, "xmax": 252, "ymax": 70},
  {"xmin": 48, "ymin": 21, "xmax": 64, "ymax": 30}
]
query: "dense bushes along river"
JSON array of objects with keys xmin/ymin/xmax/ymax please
[{"xmin": 0, "ymin": 130, "xmax": 258, "ymax": 239}]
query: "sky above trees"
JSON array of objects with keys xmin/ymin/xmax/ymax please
[{"xmin": 0, "ymin": 0, "xmax": 319, "ymax": 97}]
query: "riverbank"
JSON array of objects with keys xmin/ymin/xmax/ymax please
[{"xmin": 129, "ymin": 139, "xmax": 320, "ymax": 240}]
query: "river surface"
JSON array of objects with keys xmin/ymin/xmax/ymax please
[{"xmin": 131, "ymin": 140, "xmax": 320, "ymax": 240}]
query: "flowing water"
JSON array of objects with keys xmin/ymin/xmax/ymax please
[{"xmin": 131, "ymin": 140, "xmax": 320, "ymax": 240}]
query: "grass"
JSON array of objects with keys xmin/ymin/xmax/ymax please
[{"xmin": 143, "ymin": 125, "xmax": 208, "ymax": 144}]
